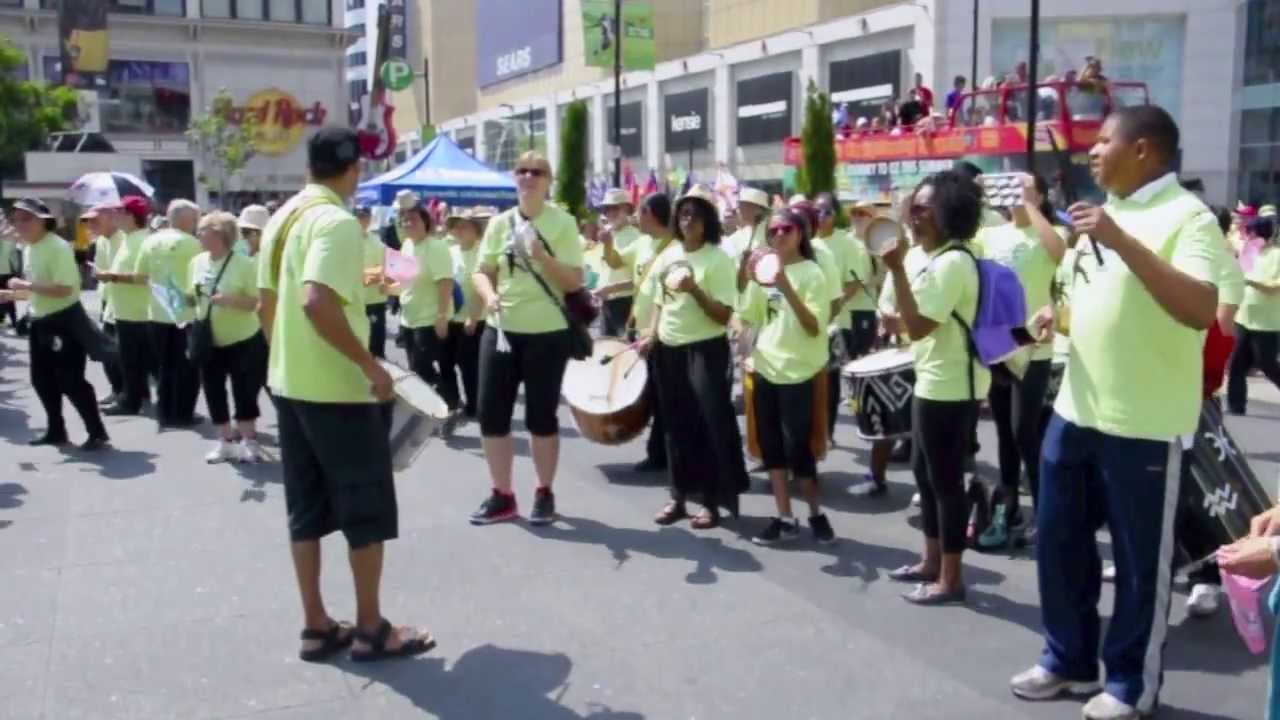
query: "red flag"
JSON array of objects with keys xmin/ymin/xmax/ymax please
[
  {"xmin": 643, "ymin": 170, "xmax": 658, "ymax": 197},
  {"xmin": 623, "ymin": 161, "xmax": 639, "ymax": 207}
]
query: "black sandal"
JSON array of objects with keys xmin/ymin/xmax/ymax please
[
  {"xmin": 350, "ymin": 618, "xmax": 436, "ymax": 663},
  {"xmin": 299, "ymin": 621, "xmax": 355, "ymax": 662}
]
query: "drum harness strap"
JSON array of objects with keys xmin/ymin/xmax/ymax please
[{"xmin": 625, "ymin": 236, "xmax": 675, "ymax": 331}]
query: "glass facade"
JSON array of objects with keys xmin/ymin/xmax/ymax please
[
  {"xmin": 202, "ymin": 0, "xmax": 325, "ymax": 23},
  {"xmin": 1240, "ymin": 0, "xmax": 1280, "ymax": 203},
  {"xmin": 1245, "ymin": 0, "xmax": 1280, "ymax": 87},
  {"xmin": 484, "ymin": 108, "xmax": 547, "ymax": 171},
  {"xmin": 44, "ymin": 58, "xmax": 191, "ymax": 135},
  {"xmin": 41, "ymin": 0, "xmax": 185, "ymax": 14}
]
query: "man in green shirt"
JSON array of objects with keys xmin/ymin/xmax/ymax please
[
  {"xmin": 5, "ymin": 198, "xmax": 109, "ymax": 450},
  {"xmin": 97, "ymin": 195, "xmax": 157, "ymax": 416},
  {"xmin": 260, "ymin": 127, "xmax": 432, "ymax": 663},
  {"xmin": 594, "ymin": 188, "xmax": 639, "ymax": 336},
  {"xmin": 83, "ymin": 201, "xmax": 126, "ymax": 404},
  {"xmin": 1011, "ymin": 106, "xmax": 1220, "ymax": 720},
  {"xmin": 137, "ymin": 200, "xmax": 203, "ymax": 427}
]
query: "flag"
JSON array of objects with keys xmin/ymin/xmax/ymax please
[
  {"xmin": 149, "ymin": 279, "xmax": 186, "ymax": 325},
  {"xmin": 643, "ymin": 170, "xmax": 658, "ymax": 197},
  {"xmin": 680, "ymin": 168, "xmax": 694, "ymax": 197},
  {"xmin": 623, "ymin": 161, "xmax": 639, "ymax": 207},
  {"xmin": 713, "ymin": 164, "xmax": 739, "ymax": 216},
  {"xmin": 384, "ymin": 246, "xmax": 420, "ymax": 285}
]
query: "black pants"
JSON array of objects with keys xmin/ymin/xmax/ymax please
[
  {"xmin": 825, "ymin": 330, "xmax": 853, "ymax": 438},
  {"xmin": 477, "ymin": 327, "xmax": 570, "ymax": 436},
  {"xmin": 912, "ymin": 396, "xmax": 980, "ymax": 553},
  {"xmin": 0, "ymin": 274, "xmax": 17, "ymax": 326},
  {"xmin": 150, "ymin": 322, "xmax": 201, "ymax": 424},
  {"xmin": 407, "ymin": 325, "xmax": 457, "ymax": 410},
  {"xmin": 366, "ymin": 303, "xmax": 387, "ymax": 359},
  {"xmin": 29, "ymin": 307, "xmax": 107, "ymax": 439},
  {"xmin": 753, "ymin": 372, "xmax": 818, "ymax": 478},
  {"xmin": 1226, "ymin": 324, "xmax": 1280, "ymax": 413},
  {"xmin": 101, "ymin": 321, "xmax": 124, "ymax": 395},
  {"xmin": 200, "ymin": 332, "xmax": 267, "ymax": 426},
  {"xmin": 601, "ymin": 296, "xmax": 633, "ymax": 338},
  {"xmin": 848, "ymin": 311, "xmax": 878, "ymax": 357},
  {"xmin": 643, "ymin": 352, "xmax": 667, "ymax": 464},
  {"xmin": 439, "ymin": 320, "xmax": 483, "ymax": 416},
  {"xmin": 988, "ymin": 358, "xmax": 1052, "ymax": 512},
  {"xmin": 115, "ymin": 319, "xmax": 154, "ymax": 412}
]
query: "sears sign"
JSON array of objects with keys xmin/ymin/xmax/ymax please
[{"xmin": 475, "ymin": 0, "xmax": 563, "ymax": 87}]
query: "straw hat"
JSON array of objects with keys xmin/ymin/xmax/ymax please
[
  {"xmin": 738, "ymin": 187, "xmax": 770, "ymax": 210},
  {"xmin": 1261, "ymin": 204, "xmax": 1277, "ymax": 219},
  {"xmin": 676, "ymin": 184, "xmax": 719, "ymax": 213},
  {"xmin": 471, "ymin": 205, "xmax": 498, "ymax": 219},
  {"xmin": 394, "ymin": 189, "xmax": 420, "ymax": 210},
  {"xmin": 237, "ymin": 204, "xmax": 271, "ymax": 231},
  {"xmin": 601, "ymin": 188, "xmax": 634, "ymax": 208},
  {"xmin": 446, "ymin": 207, "xmax": 481, "ymax": 228},
  {"xmin": 788, "ymin": 193, "xmax": 809, "ymax": 207}
]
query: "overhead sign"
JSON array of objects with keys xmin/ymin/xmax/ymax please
[
  {"xmin": 736, "ymin": 72, "xmax": 792, "ymax": 145},
  {"xmin": 664, "ymin": 87, "xmax": 709, "ymax": 150},
  {"xmin": 829, "ymin": 50, "xmax": 902, "ymax": 123},
  {"xmin": 225, "ymin": 89, "xmax": 328, "ymax": 156},
  {"xmin": 386, "ymin": 0, "xmax": 407, "ymax": 59},
  {"xmin": 582, "ymin": 0, "xmax": 656, "ymax": 70},
  {"xmin": 475, "ymin": 0, "xmax": 563, "ymax": 87},
  {"xmin": 381, "ymin": 58, "xmax": 414, "ymax": 91},
  {"xmin": 606, "ymin": 101, "xmax": 643, "ymax": 158}
]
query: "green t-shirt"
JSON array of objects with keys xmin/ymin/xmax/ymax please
[
  {"xmin": 1215, "ymin": 243, "xmax": 1245, "ymax": 308},
  {"xmin": 738, "ymin": 259, "xmax": 829, "ymax": 384},
  {"xmin": 25, "ymin": 233, "xmax": 80, "ymax": 318},
  {"xmin": 362, "ymin": 230, "xmax": 387, "ymax": 306},
  {"xmin": 585, "ymin": 225, "xmax": 637, "ymax": 296},
  {"xmin": 655, "ymin": 243, "xmax": 736, "ymax": 346},
  {"xmin": 1238, "ymin": 245, "xmax": 1280, "ymax": 332},
  {"xmin": 722, "ymin": 222, "xmax": 766, "ymax": 258},
  {"xmin": 256, "ymin": 187, "xmax": 325, "ymax": 294},
  {"xmin": 93, "ymin": 230, "xmax": 124, "ymax": 321},
  {"xmin": 107, "ymin": 229, "xmax": 152, "ymax": 322},
  {"xmin": 911, "ymin": 242, "xmax": 991, "ymax": 402},
  {"xmin": 188, "ymin": 252, "xmax": 260, "ymax": 347},
  {"xmin": 477, "ymin": 205, "xmax": 583, "ymax": 334},
  {"xmin": 399, "ymin": 235, "xmax": 454, "ymax": 329},
  {"xmin": 812, "ymin": 230, "xmax": 853, "ymax": 329},
  {"xmin": 451, "ymin": 242, "xmax": 481, "ymax": 322},
  {"xmin": 975, "ymin": 223, "xmax": 1061, "ymax": 361},
  {"xmin": 1055, "ymin": 177, "xmax": 1219, "ymax": 440},
  {"xmin": 624, "ymin": 233, "xmax": 677, "ymax": 332},
  {"xmin": 138, "ymin": 228, "xmax": 201, "ymax": 325},
  {"xmin": 267, "ymin": 186, "xmax": 372, "ymax": 403},
  {"xmin": 1052, "ymin": 247, "xmax": 1079, "ymax": 359},
  {"xmin": 844, "ymin": 231, "xmax": 877, "ymax": 313}
]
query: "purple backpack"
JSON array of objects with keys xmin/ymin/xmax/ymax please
[{"xmin": 940, "ymin": 245, "xmax": 1033, "ymax": 398}]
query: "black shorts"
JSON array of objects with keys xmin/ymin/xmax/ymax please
[
  {"xmin": 477, "ymin": 326, "xmax": 570, "ymax": 437},
  {"xmin": 752, "ymin": 372, "xmax": 818, "ymax": 478},
  {"xmin": 276, "ymin": 397, "xmax": 398, "ymax": 549},
  {"xmin": 847, "ymin": 311, "xmax": 879, "ymax": 358}
]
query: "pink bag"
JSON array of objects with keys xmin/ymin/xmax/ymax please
[
  {"xmin": 1239, "ymin": 237, "xmax": 1263, "ymax": 274},
  {"xmin": 384, "ymin": 247, "xmax": 420, "ymax": 285},
  {"xmin": 1220, "ymin": 569, "xmax": 1271, "ymax": 655}
]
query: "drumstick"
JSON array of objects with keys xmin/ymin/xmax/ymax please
[
  {"xmin": 599, "ymin": 340, "xmax": 643, "ymax": 365},
  {"xmin": 621, "ymin": 354, "xmax": 643, "ymax": 379}
]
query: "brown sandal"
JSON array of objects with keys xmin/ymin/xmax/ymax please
[
  {"xmin": 690, "ymin": 510, "xmax": 720, "ymax": 529},
  {"xmin": 654, "ymin": 502, "xmax": 688, "ymax": 525}
]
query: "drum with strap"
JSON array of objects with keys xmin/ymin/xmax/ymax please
[
  {"xmin": 841, "ymin": 347, "xmax": 915, "ymax": 439},
  {"xmin": 1180, "ymin": 399, "xmax": 1272, "ymax": 558},
  {"xmin": 383, "ymin": 360, "xmax": 451, "ymax": 471},
  {"xmin": 562, "ymin": 337, "xmax": 652, "ymax": 445}
]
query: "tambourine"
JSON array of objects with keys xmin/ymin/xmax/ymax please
[
  {"xmin": 864, "ymin": 217, "xmax": 902, "ymax": 257},
  {"xmin": 747, "ymin": 247, "xmax": 781, "ymax": 286},
  {"xmin": 661, "ymin": 260, "xmax": 693, "ymax": 292}
]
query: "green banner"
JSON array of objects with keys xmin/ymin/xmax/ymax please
[{"xmin": 583, "ymin": 0, "xmax": 655, "ymax": 71}]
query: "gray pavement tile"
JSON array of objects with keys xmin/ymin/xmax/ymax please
[
  {"xmin": 0, "ymin": 641, "xmax": 49, "ymax": 720},
  {"xmin": 0, "ymin": 567, "xmax": 59, "ymax": 648},
  {"xmin": 64, "ymin": 500, "xmax": 278, "ymax": 568},
  {"xmin": 0, "ymin": 513, "xmax": 69, "ymax": 572}
]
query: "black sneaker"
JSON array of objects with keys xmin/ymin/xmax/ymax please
[
  {"xmin": 752, "ymin": 517, "xmax": 800, "ymax": 546},
  {"xmin": 469, "ymin": 490, "xmax": 518, "ymax": 525},
  {"xmin": 809, "ymin": 514, "xmax": 836, "ymax": 544},
  {"xmin": 28, "ymin": 431, "xmax": 69, "ymax": 447},
  {"xmin": 102, "ymin": 405, "xmax": 141, "ymax": 417},
  {"xmin": 529, "ymin": 488, "xmax": 557, "ymax": 526},
  {"xmin": 79, "ymin": 435, "xmax": 111, "ymax": 452}
]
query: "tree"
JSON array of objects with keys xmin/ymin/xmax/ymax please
[
  {"xmin": 799, "ymin": 79, "xmax": 837, "ymax": 200},
  {"xmin": 420, "ymin": 124, "xmax": 437, "ymax": 145},
  {"xmin": 185, "ymin": 88, "xmax": 258, "ymax": 208},
  {"xmin": 0, "ymin": 37, "xmax": 78, "ymax": 196},
  {"xmin": 554, "ymin": 100, "xmax": 589, "ymax": 220}
]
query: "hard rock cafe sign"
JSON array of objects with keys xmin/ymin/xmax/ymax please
[{"xmin": 223, "ymin": 88, "xmax": 327, "ymax": 156}]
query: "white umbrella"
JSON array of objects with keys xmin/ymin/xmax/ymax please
[{"xmin": 69, "ymin": 171, "xmax": 155, "ymax": 206}]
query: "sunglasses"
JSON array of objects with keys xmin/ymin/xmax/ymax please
[
  {"xmin": 908, "ymin": 204, "xmax": 932, "ymax": 217},
  {"xmin": 768, "ymin": 223, "xmax": 796, "ymax": 238},
  {"xmin": 515, "ymin": 167, "xmax": 548, "ymax": 178},
  {"xmin": 817, "ymin": 207, "xmax": 835, "ymax": 217}
]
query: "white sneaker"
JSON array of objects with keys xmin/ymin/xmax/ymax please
[
  {"xmin": 238, "ymin": 440, "xmax": 266, "ymax": 463},
  {"xmin": 911, "ymin": 492, "xmax": 921, "ymax": 507},
  {"xmin": 1186, "ymin": 583, "xmax": 1221, "ymax": 618},
  {"xmin": 205, "ymin": 440, "xmax": 239, "ymax": 464},
  {"xmin": 1010, "ymin": 665, "xmax": 1101, "ymax": 701},
  {"xmin": 848, "ymin": 475, "xmax": 879, "ymax": 496},
  {"xmin": 1082, "ymin": 691, "xmax": 1139, "ymax": 720},
  {"xmin": 1102, "ymin": 563, "xmax": 1117, "ymax": 581}
]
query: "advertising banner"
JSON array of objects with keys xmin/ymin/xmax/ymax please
[
  {"xmin": 582, "ymin": 0, "xmax": 656, "ymax": 70},
  {"xmin": 664, "ymin": 87, "xmax": 709, "ymax": 150},
  {"xmin": 475, "ymin": 0, "xmax": 563, "ymax": 87},
  {"xmin": 386, "ymin": 0, "xmax": 407, "ymax": 60},
  {"xmin": 606, "ymin": 101, "xmax": 643, "ymax": 157},
  {"xmin": 58, "ymin": 0, "xmax": 109, "ymax": 88},
  {"xmin": 828, "ymin": 50, "xmax": 902, "ymax": 124},
  {"xmin": 991, "ymin": 16, "xmax": 1185, "ymax": 122},
  {"xmin": 736, "ymin": 72, "xmax": 792, "ymax": 145}
]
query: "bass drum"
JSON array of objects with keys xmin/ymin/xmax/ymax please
[
  {"xmin": 383, "ymin": 360, "xmax": 451, "ymax": 471},
  {"xmin": 562, "ymin": 337, "xmax": 652, "ymax": 445},
  {"xmin": 841, "ymin": 347, "xmax": 915, "ymax": 440}
]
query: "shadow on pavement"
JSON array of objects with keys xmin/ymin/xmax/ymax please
[
  {"xmin": 58, "ymin": 447, "xmax": 158, "ymax": 480},
  {"xmin": 344, "ymin": 644, "xmax": 645, "ymax": 719},
  {"xmin": 233, "ymin": 461, "xmax": 283, "ymax": 503},
  {"xmin": 0, "ymin": 482, "xmax": 28, "ymax": 510},
  {"xmin": 816, "ymin": 472, "xmax": 914, "ymax": 516},
  {"xmin": 1165, "ymin": 609, "xmax": 1270, "ymax": 677},
  {"xmin": 521, "ymin": 515, "xmax": 763, "ymax": 584},
  {"xmin": 595, "ymin": 463, "xmax": 668, "ymax": 487}
]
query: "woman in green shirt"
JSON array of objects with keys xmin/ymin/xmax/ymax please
[
  {"xmin": 881, "ymin": 170, "xmax": 988, "ymax": 605},
  {"xmin": 395, "ymin": 202, "xmax": 456, "ymax": 411},
  {"xmin": 643, "ymin": 185, "xmax": 748, "ymax": 528},
  {"xmin": 1227, "ymin": 216, "xmax": 1280, "ymax": 414},
  {"xmin": 741, "ymin": 208, "xmax": 836, "ymax": 545},
  {"xmin": 188, "ymin": 211, "xmax": 267, "ymax": 464},
  {"xmin": 439, "ymin": 208, "xmax": 485, "ymax": 419}
]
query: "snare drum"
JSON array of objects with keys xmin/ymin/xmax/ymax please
[
  {"xmin": 841, "ymin": 347, "xmax": 915, "ymax": 440},
  {"xmin": 661, "ymin": 260, "xmax": 693, "ymax": 292}
]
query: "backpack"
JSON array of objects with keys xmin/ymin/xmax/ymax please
[{"xmin": 938, "ymin": 244, "xmax": 1033, "ymax": 398}]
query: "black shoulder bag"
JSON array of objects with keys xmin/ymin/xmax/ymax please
[
  {"xmin": 186, "ymin": 255, "xmax": 233, "ymax": 365},
  {"xmin": 507, "ymin": 215, "xmax": 598, "ymax": 360}
]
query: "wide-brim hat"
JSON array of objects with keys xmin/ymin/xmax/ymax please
[
  {"xmin": 12, "ymin": 198, "xmax": 54, "ymax": 219},
  {"xmin": 601, "ymin": 188, "xmax": 634, "ymax": 208},
  {"xmin": 739, "ymin": 187, "xmax": 769, "ymax": 210},
  {"xmin": 1261, "ymin": 204, "xmax": 1277, "ymax": 219},
  {"xmin": 446, "ymin": 208, "xmax": 481, "ymax": 228},
  {"xmin": 787, "ymin": 193, "xmax": 809, "ymax": 207},
  {"xmin": 80, "ymin": 200, "xmax": 122, "ymax": 219},
  {"xmin": 237, "ymin": 204, "xmax": 271, "ymax": 231},
  {"xmin": 848, "ymin": 199, "xmax": 877, "ymax": 215},
  {"xmin": 676, "ymin": 184, "xmax": 719, "ymax": 214},
  {"xmin": 471, "ymin": 205, "xmax": 497, "ymax": 220},
  {"xmin": 394, "ymin": 189, "xmax": 420, "ymax": 210}
]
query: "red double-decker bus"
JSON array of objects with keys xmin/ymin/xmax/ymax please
[{"xmin": 784, "ymin": 81, "xmax": 1150, "ymax": 203}]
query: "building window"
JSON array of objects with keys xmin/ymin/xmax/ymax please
[
  {"xmin": 346, "ymin": 0, "xmax": 363, "ymax": 9},
  {"xmin": 1239, "ymin": 107, "xmax": 1280, "ymax": 203},
  {"xmin": 300, "ymin": 0, "xmax": 326, "ymax": 24},
  {"xmin": 267, "ymin": 0, "xmax": 295, "ymax": 21},
  {"xmin": 1245, "ymin": 0, "xmax": 1280, "ymax": 87},
  {"xmin": 347, "ymin": 23, "xmax": 364, "ymax": 36},
  {"xmin": 203, "ymin": 0, "xmax": 264, "ymax": 18},
  {"xmin": 347, "ymin": 51, "xmax": 366, "ymax": 67},
  {"xmin": 0, "ymin": 0, "xmax": 23, "ymax": 6},
  {"xmin": 44, "ymin": 58, "xmax": 191, "ymax": 135},
  {"xmin": 43, "ymin": 0, "xmax": 186, "ymax": 13},
  {"xmin": 203, "ymin": 0, "xmax": 231, "ymax": 16}
]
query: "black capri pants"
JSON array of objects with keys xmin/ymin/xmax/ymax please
[
  {"xmin": 200, "ymin": 332, "xmax": 267, "ymax": 425},
  {"xmin": 277, "ymin": 396, "xmax": 398, "ymax": 549},
  {"xmin": 912, "ymin": 396, "xmax": 980, "ymax": 553},
  {"xmin": 752, "ymin": 372, "xmax": 818, "ymax": 479},
  {"xmin": 477, "ymin": 326, "xmax": 571, "ymax": 437},
  {"xmin": 366, "ymin": 302, "xmax": 387, "ymax": 359},
  {"xmin": 988, "ymin": 357, "xmax": 1052, "ymax": 509}
]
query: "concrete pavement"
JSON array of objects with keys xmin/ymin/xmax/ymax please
[{"xmin": 0, "ymin": 315, "xmax": 1273, "ymax": 720}]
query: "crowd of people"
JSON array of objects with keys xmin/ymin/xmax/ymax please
[{"xmin": 3, "ymin": 103, "xmax": 1280, "ymax": 718}]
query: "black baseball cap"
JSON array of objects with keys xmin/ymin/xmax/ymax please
[
  {"xmin": 308, "ymin": 127, "xmax": 362, "ymax": 179},
  {"xmin": 12, "ymin": 198, "xmax": 53, "ymax": 219}
]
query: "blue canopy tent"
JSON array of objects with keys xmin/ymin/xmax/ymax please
[{"xmin": 356, "ymin": 135, "xmax": 517, "ymax": 208}]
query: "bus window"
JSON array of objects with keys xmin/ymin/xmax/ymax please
[{"xmin": 956, "ymin": 91, "xmax": 1000, "ymax": 128}]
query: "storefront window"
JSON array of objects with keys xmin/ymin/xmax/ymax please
[
  {"xmin": 44, "ymin": 58, "xmax": 190, "ymax": 135},
  {"xmin": 203, "ymin": 0, "xmax": 231, "ymax": 17},
  {"xmin": 41, "ymin": 0, "xmax": 186, "ymax": 13},
  {"xmin": 300, "ymin": 0, "xmax": 327, "ymax": 24},
  {"xmin": 1239, "ymin": 108, "xmax": 1280, "ymax": 204},
  {"xmin": 1245, "ymin": 0, "xmax": 1280, "ymax": 87},
  {"xmin": 203, "ymin": 0, "xmax": 264, "ymax": 18},
  {"xmin": 267, "ymin": 0, "xmax": 295, "ymax": 21},
  {"xmin": 0, "ymin": 0, "xmax": 23, "ymax": 7}
]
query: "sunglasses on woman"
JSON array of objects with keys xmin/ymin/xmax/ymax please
[
  {"xmin": 768, "ymin": 223, "xmax": 796, "ymax": 238},
  {"xmin": 515, "ymin": 167, "xmax": 548, "ymax": 178}
]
